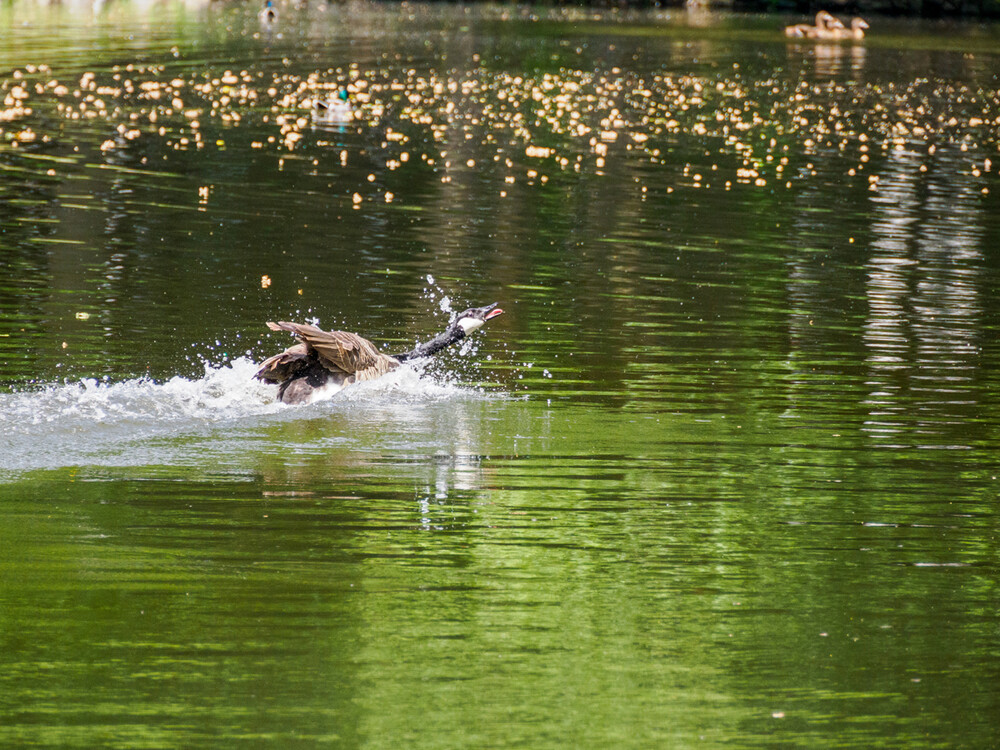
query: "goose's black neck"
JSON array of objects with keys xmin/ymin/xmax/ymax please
[{"xmin": 393, "ymin": 324, "xmax": 465, "ymax": 362}]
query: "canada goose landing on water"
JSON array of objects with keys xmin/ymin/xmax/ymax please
[{"xmin": 255, "ymin": 303, "xmax": 504, "ymax": 404}]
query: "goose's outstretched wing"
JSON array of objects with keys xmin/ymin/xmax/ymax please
[{"xmin": 265, "ymin": 321, "xmax": 397, "ymax": 377}]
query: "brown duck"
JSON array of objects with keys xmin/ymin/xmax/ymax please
[
  {"xmin": 784, "ymin": 10, "xmax": 844, "ymax": 38},
  {"xmin": 255, "ymin": 303, "xmax": 504, "ymax": 404}
]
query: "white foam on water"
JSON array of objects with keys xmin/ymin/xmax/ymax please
[
  {"xmin": 0, "ymin": 356, "xmax": 498, "ymax": 478},
  {"xmin": 2, "ymin": 357, "xmax": 277, "ymax": 429}
]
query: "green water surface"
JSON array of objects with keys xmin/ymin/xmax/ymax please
[{"xmin": 2, "ymin": 2, "xmax": 1000, "ymax": 748}]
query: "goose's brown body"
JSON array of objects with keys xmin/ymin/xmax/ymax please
[{"xmin": 255, "ymin": 322, "xmax": 400, "ymax": 404}]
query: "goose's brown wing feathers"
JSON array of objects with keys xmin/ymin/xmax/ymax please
[
  {"xmin": 255, "ymin": 343, "xmax": 309, "ymax": 382},
  {"xmin": 265, "ymin": 321, "xmax": 396, "ymax": 376}
]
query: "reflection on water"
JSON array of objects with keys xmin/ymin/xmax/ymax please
[
  {"xmin": 2, "ymin": 4, "xmax": 1000, "ymax": 749},
  {"xmin": 864, "ymin": 141, "xmax": 985, "ymax": 448},
  {"xmin": 787, "ymin": 41, "xmax": 868, "ymax": 77}
]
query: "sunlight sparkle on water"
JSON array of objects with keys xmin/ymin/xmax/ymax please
[{"xmin": 4, "ymin": 38, "xmax": 999, "ymax": 207}]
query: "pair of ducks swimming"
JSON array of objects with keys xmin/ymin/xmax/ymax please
[{"xmin": 785, "ymin": 11, "xmax": 869, "ymax": 40}]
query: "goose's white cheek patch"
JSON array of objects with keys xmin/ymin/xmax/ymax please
[{"xmin": 458, "ymin": 317, "xmax": 485, "ymax": 334}]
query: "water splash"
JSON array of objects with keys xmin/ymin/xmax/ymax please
[
  {"xmin": 423, "ymin": 274, "xmax": 455, "ymax": 318},
  {"xmin": 0, "ymin": 356, "xmax": 497, "ymax": 479},
  {"xmin": 3, "ymin": 358, "xmax": 277, "ymax": 428}
]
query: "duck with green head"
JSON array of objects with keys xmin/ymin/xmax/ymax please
[{"xmin": 313, "ymin": 88, "xmax": 353, "ymax": 125}]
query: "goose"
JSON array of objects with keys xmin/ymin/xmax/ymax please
[
  {"xmin": 784, "ymin": 10, "xmax": 844, "ymax": 38},
  {"xmin": 255, "ymin": 303, "xmax": 504, "ymax": 404},
  {"xmin": 312, "ymin": 89, "xmax": 353, "ymax": 125},
  {"xmin": 259, "ymin": 0, "xmax": 277, "ymax": 25}
]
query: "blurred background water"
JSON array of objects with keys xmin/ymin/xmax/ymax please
[{"xmin": 2, "ymin": 2, "xmax": 1000, "ymax": 747}]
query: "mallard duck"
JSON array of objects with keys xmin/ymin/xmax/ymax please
[
  {"xmin": 312, "ymin": 89, "xmax": 353, "ymax": 125},
  {"xmin": 256, "ymin": 303, "xmax": 504, "ymax": 404},
  {"xmin": 259, "ymin": 0, "xmax": 277, "ymax": 25}
]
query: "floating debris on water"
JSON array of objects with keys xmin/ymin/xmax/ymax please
[{"xmin": 3, "ymin": 48, "xmax": 999, "ymax": 207}]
